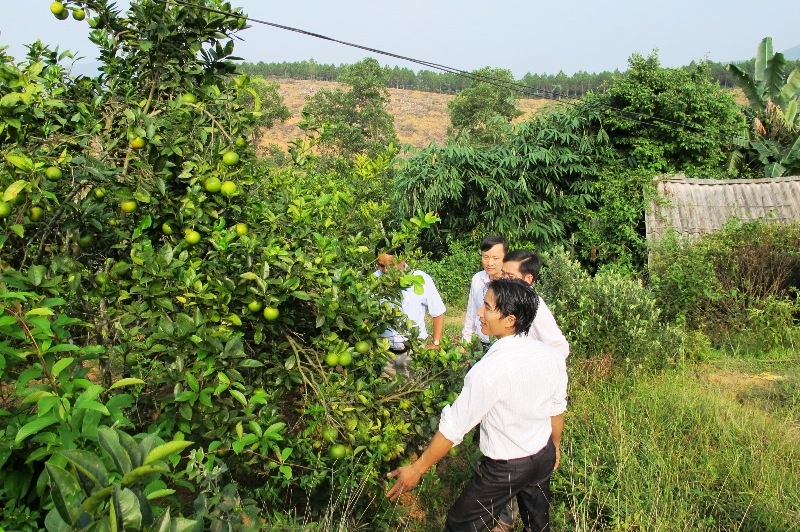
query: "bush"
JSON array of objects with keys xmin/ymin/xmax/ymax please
[
  {"xmin": 648, "ymin": 219, "xmax": 800, "ymax": 351},
  {"xmin": 417, "ymin": 236, "xmax": 480, "ymax": 306},
  {"xmin": 539, "ymin": 247, "xmax": 683, "ymax": 374}
]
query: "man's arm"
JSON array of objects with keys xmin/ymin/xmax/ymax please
[
  {"xmin": 550, "ymin": 413, "xmax": 564, "ymax": 471},
  {"xmin": 386, "ymin": 431, "xmax": 453, "ymax": 501},
  {"xmin": 426, "ymin": 313, "xmax": 445, "ymax": 349}
]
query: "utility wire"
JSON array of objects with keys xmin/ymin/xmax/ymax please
[{"xmin": 160, "ymin": 0, "xmax": 764, "ymax": 149}]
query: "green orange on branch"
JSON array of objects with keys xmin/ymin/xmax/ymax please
[
  {"xmin": 329, "ymin": 444, "xmax": 348, "ymax": 460},
  {"xmin": 220, "ymin": 181, "xmax": 238, "ymax": 197},
  {"xmin": 120, "ymin": 200, "xmax": 138, "ymax": 213},
  {"xmin": 354, "ymin": 340, "xmax": 371, "ymax": 354},
  {"xmin": 72, "ymin": 8, "xmax": 86, "ymax": 20},
  {"xmin": 45, "ymin": 167, "xmax": 63, "ymax": 181},
  {"xmin": 29, "ymin": 206, "xmax": 44, "ymax": 222},
  {"xmin": 222, "ymin": 151, "xmax": 239, "ymax": 166},
  {"xmin": 184, "ymin": 229, "xmax": 201, "ymax": 245},
  {"xmin": 204, "ymin": 176, "xmax": 222, "ymax": 193},
  {"xmin": 0, "ymin": 201, "xmax": 11, "ymax": 219},
  {"xmin": 129, "ymin": 137, "xmax": 146, "ymax": 150},
  {"xmin": 247, "ymin": 300, "xmax": 263, "ymax": 313},
  {"xmin": 234, "ymin": 223, "xmax": 248, "ymax": 236},
  {"xmin": 263, "ymin": 306, "xmax": 279, "ymax": 321}
]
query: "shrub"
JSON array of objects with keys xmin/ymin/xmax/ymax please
[
  {"xmin": 648, "ymin": 219, "xmax": 800, "ymax": 350},
  {"xmin": 539, "ymin": 247, "xmax": 682, "ymax": 373},
  {"xmin": 417, "ymin": 236, "xmax": 479, "ymax": 306}
]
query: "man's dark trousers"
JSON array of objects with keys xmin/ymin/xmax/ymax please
[{"xmin": 444, "ymin": 438, "xmax": 555, "ymax": 532}]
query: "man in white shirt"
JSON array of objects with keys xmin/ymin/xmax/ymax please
[
  {"xmin": 492, "ymin": 249, "xmax": 569, "ymax": 530},
  {"xmin": 387, "ymin": 278, "xmax": 568, "ymax": 531},
  {"xmin": 462, "ymin": 235, "xmax": 508, "ymax": 351},
  {"xmin": 375, "ymin": 248, "xmax": 446, "ymax": 376},
  {"xmin": 502, "ymin": 249, "xmax": 569, "ymax": 359}
]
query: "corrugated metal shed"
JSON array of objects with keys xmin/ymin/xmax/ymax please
[{"xmin": 646, "ymin": 174, "xmax": 800, "ymax": 241}]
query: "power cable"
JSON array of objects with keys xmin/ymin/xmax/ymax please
[{"xmin": 159, "ymin": 0, "xmax": 769, "ymax": 150}]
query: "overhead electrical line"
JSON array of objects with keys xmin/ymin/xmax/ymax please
[{"xmin": 159, "ymin": 0, "xmax": 762, "ymax": 150}]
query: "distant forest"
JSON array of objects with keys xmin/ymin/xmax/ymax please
[{"xmin": 240, "ymin": 58, "xmax": 800, "ymax": 99}]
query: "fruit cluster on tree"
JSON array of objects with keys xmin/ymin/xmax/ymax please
[{"xmin": 0, "ymin": 1, "xmax": 461, "ymax": 529}]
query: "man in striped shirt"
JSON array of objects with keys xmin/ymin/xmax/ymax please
[{"xmin": 387, "ymin": 278, "xmax": 568, "ymax": 531}]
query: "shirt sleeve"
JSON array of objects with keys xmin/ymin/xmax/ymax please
[
  {"xmin": 549, "ymin": 356, "xmax": 569, "ymax": 416},
  {"xmin": 438, "ymin": 366, "xmax": 500, "ymax": 445},
  {"xmin": 422, "ymin": 272, "xmax": 446, "ymax": 318},
  {"xmin": 461, "ymin": 273, "xmax": 481, "ymax": 342},
  {"xmin": 530, "ymin": 297, "xmax": 570, "ymax": 359}
]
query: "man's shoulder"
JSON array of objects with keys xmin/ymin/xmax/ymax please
[{"xmin": 471, "ymin": 270, "xmax": 489, "ymax": 282}]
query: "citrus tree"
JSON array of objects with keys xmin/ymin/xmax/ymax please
[{"xmin": 1, "ymin": 1, "xmax": 461, "ymax": 529}]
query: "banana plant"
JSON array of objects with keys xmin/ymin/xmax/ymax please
[
  {"xmin": 44, "ymin": 426, "xmax": 196, "ymax": 531},
  {"xmin": 727, "ymin": 37, "xmax": 800, "ymax": 176}
]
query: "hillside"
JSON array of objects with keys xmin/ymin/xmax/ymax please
[{"xmin": 258, "ymin": 79, "xmax": 555, "ymax": 151}]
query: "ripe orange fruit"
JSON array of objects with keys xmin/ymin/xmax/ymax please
[
  {"xmin": 221, "ymin": 151, "xmax": 239, "ymax": 166},
  {"xmin": 120, "ymin": 200, "xmax": 138, "ymax": 213},
  {"xmin": 263, "ymin": 306, "xmax": 279, "ymax": 321}
]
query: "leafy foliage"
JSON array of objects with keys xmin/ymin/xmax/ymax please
[
  {"xmin": 538, "ymin": 247, "xmax": 683, "ymax": 374},
  {"xmin": 584, "ymin": 53, "xmax": 746, "ymax": 177},
  {"xmin": 727, "ymin": 37, "xmax": 800, "ymax": 177},
  {"xmin": 301, "ymin": 57, "xmax": 398, "ymax": 165},
  {"xmin": 394, "ymin": 104, "xmax": 615, "ymax": 250},
  {"xmin": 447, "ymin": 67, "xmax": 522, "ymax": 145},
  {"xmin": 0, "ymin": 1, "xmax": 459, "ymax": 528},
  {"xmin": 648, "ymin": 219, "xmax": 800, "ymax": 350}
]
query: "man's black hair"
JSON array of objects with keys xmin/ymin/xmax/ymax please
[
  {"xmin": 503, "ymin": 249, "xmax": 543, "ymax": 282},
  {"xmin": 480, "ymin": 235, "xmax": 508, "ymax": 254},
  {"xmin": 486, "ymin": 277, "xmax": 538, "ymax": 335},
  {"xmin": 375, "ymin": 237, "xmax": 402, "ymax": 257}
]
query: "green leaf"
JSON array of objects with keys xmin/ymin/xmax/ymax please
[
  {"xmin": 51, "ymin": 357, "xmax": 75, "ymax": 377},
  {"xmin": 143, "ymin": 440, "xmax": 193, "ymax": 466},
  {"xmin": 229, "ymin": 389, "xmax": 247, "ymax": 407},
  {"xmin": 26, "ymin": 307, "xmax": 55, "ymax": 317},
  {"xmin": 3, "ymin": 180, "xmax": 27, "ymax": 203},
  {"xmin": 5, "ymin": 150, "xmax": 33, "ymax": 172},
  {"xmin": 98, "ymin": 427, "xmax": 133, "ymax": 475},
  {"xmin": 114, "ymin": 485, "xmax": 143, "ymax": 531},
  {"xmin": 45, "ymin": 463, "xmax": 86, "ymax": 527},
  {"xmin": 120, "ymin": 464, "xmax": 169, "ymax": 488},
  {"xmin": 108, "ymin": 378, "xmax": 145, "ymax": 390},
  {"xmin": 27, "ymin": 264, "xmax": 46, "ymax": 287},
  {"xmin": 59, "ymin": 449, "xmax": 110, "ymax": 490},
  {"xmin": 15, "ymin": 411, "xmax": 59, "ymax": 443}
]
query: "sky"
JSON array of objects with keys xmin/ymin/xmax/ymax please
[{"xmin": 1, "ymin": 1, "xmax": 798, "ymax": 78}]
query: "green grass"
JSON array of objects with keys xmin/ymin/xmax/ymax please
[{"xmin": 396, "ymin": 353, "xmax": 800, "ymax": 531}]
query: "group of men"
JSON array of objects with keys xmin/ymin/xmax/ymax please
[{"xmin": 377, "ymin": 236, "xmax": 569, "ymax": 532}]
